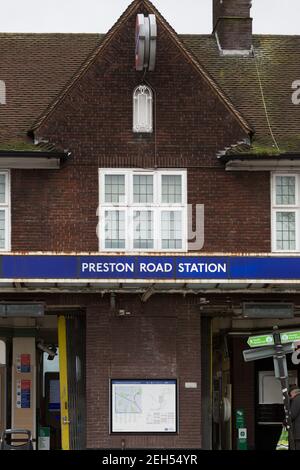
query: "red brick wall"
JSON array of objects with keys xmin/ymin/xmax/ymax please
[
  {"xmin": 11, "ymin": 166, "xmax": 270, "ymax": 253},
  {"xmin": 86, "ymin": 294, "xmax": 202, "ymax": 449},
  {"xmin": 188, "ymin": 169, "xmax": 270, "ymax": 252},
  {"xmin": 8, "ymin": 5, "xmax": 270, "ymax": 254}
]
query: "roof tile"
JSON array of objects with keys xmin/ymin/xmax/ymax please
[{"xmin": 0, "ymin": 31, "xmax": 299, "ymax": 154}]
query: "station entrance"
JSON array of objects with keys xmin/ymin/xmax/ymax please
[
  {"xmin": 0, "ymin": 311, "xmax": 86, "ymax": 450},
  {"xmin": 211, "ymin": 316, "xmax": 300, "ymax": 450}
]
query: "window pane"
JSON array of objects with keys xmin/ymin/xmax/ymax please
[
  {"xmin": 133, "ymin": 86, "xmax": 152, "ymax": 133},
  {"xmin": 133, "ymin": 211, "xmax": 153, "ymax": 249},
  {"xmin": 104, "ymin": 211, "xmax": 125, "ymax": 249},
  {"xmin": 133, "ymin": 175, "xmax": 153, "ymax": 203},
  {"xmin": 0, "ymin": 174, "xmax": 6, "ymax": 204},
  {"xmin": 104, "ymin": 175, "xmax": 125, "ymax": 203},
  {"xmin": 275, "ymin": 176, "xmax": 295, "ymax": 205},
  {"xmin": 161, "ymin": 175, "xmax": 182, "ymax": 203},
  {"xmin": 276, "ymin": 212, "xmax": 296, "ymax": 250},
  {"xmin": 0, "ymin": 210, "xmax": 5, "ymax": 249},
  {"xmin": 161, "ymin": 211, "xmax": 182, "ymax": 249}
]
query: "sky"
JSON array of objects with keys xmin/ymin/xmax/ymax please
[{"xmin": 0, "ymin": 0, "xmax": 299, "ymax": 35}]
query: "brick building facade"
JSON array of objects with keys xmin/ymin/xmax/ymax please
[{"xmin": 0, "ymin": 0, "xmax": 299, "ymax": 450}]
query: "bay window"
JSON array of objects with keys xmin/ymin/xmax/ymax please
[{"xmin": 99, "ymin": 169, "xmax": 187, "ymax": 251}]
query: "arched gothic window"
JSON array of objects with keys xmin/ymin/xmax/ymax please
[{"xmin": 133, "ymin": 85, "xmax": 153, "ymax": 133}]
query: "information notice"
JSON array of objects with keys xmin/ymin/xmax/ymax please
[{"xmin": 111, "ymin": 380, "xmax": 177, "ymax": 433}]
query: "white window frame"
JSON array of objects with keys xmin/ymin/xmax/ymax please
[
  {"xmin": 271, "ymin": 172, "xmax": 300, "ymax": 252},
  {"xmin": 99, "ymin": 169, "xmax": 187, "ymax": 252},
  {"xmin": 159, "ymin": 207, "xmax": 186, "ymax": 251},
  {"xmin": 102, "ymin": 208, "xmax": 127, "ymax": 250}
]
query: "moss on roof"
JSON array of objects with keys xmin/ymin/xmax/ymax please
[
  {"xmin": 181, "ymin": 34, "xmax": 300, "ymax": 154},
  {"xmin": 0, "ymin": 141, "xmax": 42, "ymax": 152},
  {"xmin": 0, "ymin": 140, "xmax": 64, "ymax": 153}
]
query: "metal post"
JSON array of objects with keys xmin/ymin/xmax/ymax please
[
  {"xmin": 273, "ymin": 327, "xmax": 295, "ymax": 450},
  {"xmin": 58, "ymin": 316, "xmax": 70, "ymax": 450}
]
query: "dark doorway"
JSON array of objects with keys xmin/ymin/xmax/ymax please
[
  {"xmin": 255, "ymin": 356, "xmax": 299, "ymax": 450},
  {"xmin": 66, "ymin": 314, "xmax": 86, "ymax": 450}
]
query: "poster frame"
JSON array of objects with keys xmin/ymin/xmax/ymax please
[{"xmin": 109, "ymin": 378, "xmax": 178, "ymax": 435}]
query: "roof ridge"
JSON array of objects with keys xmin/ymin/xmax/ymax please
[
  {"xmin": 0, "ymin": 32, "xmax": 104, "ymax": 36},
  {"xmin": 0, "ymin": 32, "xmax": 299, "ymax": 38}
]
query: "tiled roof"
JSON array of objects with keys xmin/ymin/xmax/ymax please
[
  {"xmin": 182, "ymin": 34, "xmax": 300, "ymax": 154},
  {"xmin": 0, "ymin": 30, "xmax": 299, "ymax": 154},
  {"xmin": 0, "ymin": 33, "xmax": 102, "ymax": 150}
]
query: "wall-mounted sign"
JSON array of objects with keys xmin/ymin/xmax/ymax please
[
  {"xmin": 38, "ymin": 427, "xmax": 50, "ymax": 450},
  {"xmin": 235, "ymin": 409, "xmax": 245, "ymax": 428},
  {"xmin": 0, "ymin": 302, "xmax": 44, "ymax": 317},
  {"xmin": 2, "ymin": 255, "xmax": 300, "ymax": 281},
  {"xmin": 111, "ymin": 379, "xmax": 177, "ymax": 433},
  {"xmin": 135, "ymin": 14, "xmax": 157, "ymax": 71},
  {"xmin": 16, "ymin": 354, "xmax": 31, "ymax": 373},
  {"xmin": 16, "ymin": 379, "xmax": 31, "ymax": 409},
  {"xmin": 237, "ymin": 428, "xmax": 248, "ymax": 450}
]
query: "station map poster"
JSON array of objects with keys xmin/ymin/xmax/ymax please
[{"xmin": 111, "ymin": 379, "xmax": 177, "ymax": 433}]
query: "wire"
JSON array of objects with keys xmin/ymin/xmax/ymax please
[
  {"xmin": 142, "ymin": 68, "xmax": 157, "ymax": 168},
  {"xmin": 254, "ymin": 49, "xmax": 280, "ymax": 152}
]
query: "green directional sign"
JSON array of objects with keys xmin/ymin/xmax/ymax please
[
  {"xmin": 236, "ymin": 409, "xmax": 245, "ymax": 429},
  {"xmin": 280, "ymin": 331, "xmax": 300, "ymax": 344},
  {"xmin": 247, "ymin": 334, "xmax": 274, "ymax": 348}
]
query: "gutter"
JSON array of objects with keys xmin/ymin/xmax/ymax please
[
  {"xmin": 0, "ymin": 150, "xmax": 69, "ymax": 169},
  {"xmin": 0, "ymin": 150, "xmax": 68, "ymax": 159},
  {"xmin": 219, "ymin": 152, "xmax": 300, "ymax": 163}
]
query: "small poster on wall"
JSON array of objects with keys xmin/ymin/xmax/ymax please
[
  {"xmin": 16, "ymin": 354, "xmax": 31, "ymax": 373},
  {"xmin": 38, "ymin": 427, "xmax": 50, "ymax": 450},
  {"xmin": 16, "ymin": 380, "xmax": 31, "ymax": 408}
]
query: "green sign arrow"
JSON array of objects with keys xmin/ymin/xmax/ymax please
[
  {"xmin": 247, "ymin": 334, "xmax": 274, "ymax": 347},
  {"xmin": 280, "ymin": 331, "xmax": 300, "ymax": 344}
]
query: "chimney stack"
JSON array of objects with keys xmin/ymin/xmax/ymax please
[{"xmin": 213, "ymin": 0, "xmax": 253, "ymax": 54}]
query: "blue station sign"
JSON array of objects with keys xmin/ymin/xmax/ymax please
[{"xmin": 0, "ymin": 255, "xmax": 300, "ymax": 280}]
